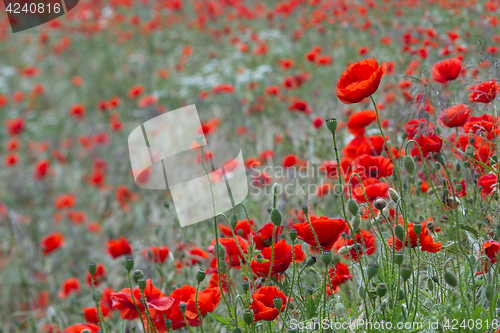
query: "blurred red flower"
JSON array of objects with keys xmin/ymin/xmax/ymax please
[
  {"xmin": 106, "ymin": 236, "xmax": 132, "ymax": 259},
  {"xmin": 431, "ymin": 58, "xmax": 462, "ymax": 83},
  {"xmin": 40, "ymin": 232, "xmax": 64, "ymax": 256},
  {"xmin": 86, "ymin": 263, "xmax": 106, "ymax": 287},
  {"xmin": 62, "ymin": 323, "xmax": 100, "ymax": 333},
  {"xmin": 337, "ymin": 59, "xmax": 387, "ymax": 104},
  {"xmin": 58, "ymin": 277, "xmax": 80, "ymax": 299},
  {"xmin": 142, "ymin": 246, "xmax": 170, "ymax": 264}
]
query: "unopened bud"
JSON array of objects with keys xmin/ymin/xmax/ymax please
[
  {"xmin": 306, "ymin": 256, "xmax": 316, "ymax": 267},
  {"xmin": 389, "ymin": 188, "xmax": 400, "ymax": 202},
  {"xmin": 403, "ymin": 155, "xmax": 416, "ymax": 175},
  {"xmin": 347, "ymin": 199, "xmax": 359, "ymax": 216},
  {"xmin": 270, "ymin": 208, "xmax": 282, "ymax": 226},
  {"xmin": 374, "ymin": 198, "xmax": 386, "ymax": 210}
]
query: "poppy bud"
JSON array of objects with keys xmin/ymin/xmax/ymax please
[
  {"xmin": 401, "ymin": 264, "xmax": 412, "ymax": 281},
  {"xmin": 216, "ymin": 243, "xmax": 225, "ymax": 260},
  {"xmin": 270, "ymin": 208, "xmax": 282, "ymax": 226},
  {"xmin": 133, "ymin": 270, "xmax": 144, "ymax": 284},
  {"xmin": 395, "ymin": 252, "xmax": 404, "ymax": 265},
  {"xmin": 456, "ymin": 183, "xmax": 462, "ymax": 192},
  {"xmin": 334, "ymin": 302, "xmax": 345, "ymax": 318},
  {"xmin": 321, "ymin": 250, "xmax": 332, "ymax": 266},
  {"xmin": 434, "ymin": 153, "xmax": 446, "ymax": 166},
  {"xmin": 88, "ymin": 262, "xmax": 97, "ymax": 276},
  {"xmin": 273, "ymin": 297, "xmax": 283, "ymax": 310},
  {"xmin": 394, "ymin": 224, "xmax": 405, "ymax": 242},
  {"xmin": 243, "ymin": 309, "xmax": 253, "ymax": 325},
  {"xmin": 242, "ymin": 280, "xmax": 250, "ymax": 293},
  {"xmin": 367, "ymin": 262, "xmax": 379, "ymax": 279},
  {"xmin": 301, "ymin": 204, "xmax": 308, "ymax": 215},
  {"xmin": 376, "ymin": 283, "xmax": 387, "ymax": 297},
  {"xmin": 347, "ymin": 199, "xmax": 359, "ymax": 216},
  {"xmin": 164, "ymin": 319, "xmax": 172, "ymax": 331},
  {"xmin": 358, "ymin": 285, "xmax": 365, "ymax": 298},
  {"xmin": 290, "ymin": 229, "xmax": 297, "ymax": 241},
  {"xmin": 373, "ymin": 198, "xmax": 386, "ymax": 210},
  {"xmin": 196, "ymin": 269, "xmax": 206, "ymax": 283},
  {"xmin": 389, "ymin": 188, "xmax": 400, "ymax": 202},
  {"xmin": 413, "ymin": 222, "xmax": 422, "ymax": 236},
  {"xmin": 351, "ymin": 214, "xmax": 361, "ymax": 231},
  {"xmin": 427, "ymin": 278, "xmax": 434, "ymax": 291},
  {"xmin": 195, "ymin": 135, "xmax": 204, "ymax": 147},
  {"xmin": 230, "ymin": 214, "xmax": 238, "ymax": 229},
  {"xmin": 332, "ymin": 255, "xmax": 341, "ymax": 264},
  {"xmin": 444, "ymin": 270, "xmax": 458, "ymax": 287},
  {"xmin": 233, "ymin": 328, "xmax": 242, "ymax": 333},
  {"xmin": 403, "ymin": 155, "xmax": 415, "ymax": 175},
  {"xmin": 306, "ymin": 256, "xmax": 316, "ymax": 267},
  {"xmin": 138, "ymin": 277, "xmax": 147, "ymax": 290},
  {"xmin": 125, "ymin": 257, "xmax": 134, "ymax": 272},
  {"xmin": 399, "ymin": 289, "xmax": 405, "ymax": 301},
  {"xmin": 426, "ymin": 221, "xmax": 435, "ymax": 233},
  {"xmin": 455, "ymin": 162, "xmax": 461, "ymax": 171},
  {"xmin": 485, "ymin": 284, "xmax": 494, "ymax": 302},
  {"xmin": 325, "ymin": 118, "xmax": 337, "ymax": 133},
  {"xmin": 464, "ymin": 160, "xmax": 471, "ymax": 168}
]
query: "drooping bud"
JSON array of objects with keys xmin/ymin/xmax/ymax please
[
  {"xmin": 325, "ymin": 118, "xmax": 337, "ymax": 133},
  {"xmin": 347, "ymin": 199, "xmax": 359, "ymax": 216},
  {"xmin": 321, "ymin": 250, "xmax": 332, "ymax": 266},
  {"xmin": 125, "ymin": 257, "xmax": 134, "ymax": 272},
  {"xmin": 403, "ymin": 155, "xmax": 416, "ymax": 175},
  {"xmin": 394, "ymin": 224, "xmax": 405, "ymax": 242},
  {"xmin": 426, "ymin": 221, "xmax": 435, "ymax": 233},
  {"xmin": 290, "ymin": 229, "xmax": 297, "ymax": 241},
  {"xmin": 389, "ymin": 188, "xmax": 400, "ymax": 202},
  {"xmin": 444, "ymin": 270, "xmax": 458, "ymax": 287},
  {"xmin": 306, "ymin": 256, "xmax": 316, "ymax": 267},
  {"xmin": 133, "ymin": 270, "xmax": 144, "ymax": 284},
  {"xmin": 196, "ymin": 269, "xmax": 206, "ymax": 283},
  {"xmin": 270, "ymin": 208, "xmax": 282, "ymax": 226},
  {"xmin": 373, "ymin": 198, "xmax": 387, "ymax": 210},
  {"xmin": 88, "ymin": 262, "xmax": 97, "ymax": 276},
  {"xmin": 434, "ymin": 153, "xmax": 446, "ymax": 166},
  {"xmin": 366, "ymin": 262, "xmax": 379, "ymax": 279},
  {"xmin": 376, "ymin": 283, "xmax": 387, "ymax": 297}
]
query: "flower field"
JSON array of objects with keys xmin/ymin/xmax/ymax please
[{"xmin": 1, "ymin": 0, "xmax": 500, "ymax": 332}]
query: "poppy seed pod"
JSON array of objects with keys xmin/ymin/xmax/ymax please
[
  {"xmin": 196, "ymin": 269, "xmax": 206, "ymax": 283},
  {"xmin": 137, "ymin": 277, "xmax": 147, "ymax": 290},
  {"xmin": 243, "ymin": 309, "xmax": 253, "ymax": 325},
  {"xmin": 401, "ymin": 264, "xmax": 412, "ymax": 281},
  {"xmin": 347, "ymin": 199, "xmax": 359, "ymax": 216},
  {"xmin": 444, "ymin": 270, "xmax": 458, "ymax": 287},
  {"xmin": 321, "ymin": 250, "xmax": 332, "ymax": 266},
  {"xmin": 290, "ymin": 229, "xmax": 297, "ymax": 241},
  {"xmin": 413, "ymin": 222, "xmax": 422, "ymax": 236},
  {"xmin": 195, "ymin": 135, "xmax": 204, "ymax": 147},
  {"xmin": 164, "ymin": 319, "xmax": 172, "ymax": 331},
  {"xmin": 389, "ymin": 188, "xmax": 400, "ymax": 202},
  {"xmin": 373, "ymin": 198, "xmax": 387, "ymax": 210},
  {"xmin": 403, "ymin": 155, "xmax": 416, "ymax": 175},
  {"xmin": 325, "ymin": 118, "xmax": 337, "ymax": 133},
  {"xmin": 88, "ymin": 262, "xmax": 97, "ymax": 276},
  {"xmin": 376, "ymin": 283, "xmax": 387, "ymax": 297},
  {"xmin": 367, "ymin": 262, "xmax": 379, "ymax": 279},
  {"xmin": 81, "ymin": 330, "xmax": 91, "ymax": 333},
  {"xmin": 301, "ymin": 204, "xmax": 308, "ymax": 215},
  {"xmin": 179, "ymin": 303, "xmax": 187, "ymax": 313},
  {"xmin": 132, "ymin": 270, "xmax": 144, "ymax": 284},
  {"xmin": 230, "ymin": 214, "xmax": 238, "ymax": 229},
  {"xmin": 394, "ymin": 224, "xmax": 405, "ymax": 242},
  {"xmin": 270, "ymin": 208, "xmax": 282, "ymax": 226},
  {"xmin": 125, "ymin": 257, "xmax": 134, "ymax": 272},
  {"xmin": 426, "ymin": 221, "xmax": 435, "ymax": 233},
  {"xmin": 233, "ymin": 328, "xmax": 242, "ymax": 333},
  {"xmin": 273, "ymin": 297, "xmax": 283, "ymax": 310},
  {"xmin": 334, "ymin": 302, "xmax": 345, "ymax": 318},
  {"xmin": 395, "ymin": 252, "xmax": 404, "ymax": 265},
  {"xmin": 242, "ymin": 280, "xmax": 250, "ymax": 293},
  {"xmin": 306, "ymin": 256, "xmax": 317, "ymax": 267}
]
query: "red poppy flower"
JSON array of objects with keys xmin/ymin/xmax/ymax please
[
  {"xmin": 438, "ymin": 104, "xmax": 471, "ymax": 127},
  {"xmin": 347, "ymin": 110, "xmax": 377, "ymax": 136},
  {"xmin": 219, "ymin": 219, "xmax": 254, "ymax": 238},
  {"xmin": 115, "ymin": 185, "xmax": 139, "ymax": 213},
  {"xmin": 58, "ymin": 277, "xmax": 80, "ymax": 299},
  {"xmin": 86, "ymin": 263, "xmax": 106, "ymax": 287},
  {"xmin": 351, "ymin": 177, "xmax": 389, "ymax": 202},
  {"xmin": 412, "ymin": 134, "xmax": 443, "ymax": 157},
  {"xmin": 469, "ymin": 79, "xmax": 500, "ymax": 103},
  {"xmin": 337, "ymin": 59, "xmax": 387, "ymax": 104},
  {"xmin": 251, "ymin": 223, "xmax": 283, "ymax": 250},
  {"xmin": 185, "ymin": 287, "xmax": 222, "ymax": 320},
  {"xmin": 142, "ymin": 246, "xmax": 170, "ymax": 264},
  {"xmin": 54, "ymin": 194, "xmax": 75, "ymax": 210},
  {"xmin": 106, "ymin": 236, "xmax": 132, "ymax": 259},
  {"xmin": 355, "ymin": 154, "xmax": 394, "ymax": 179},
  {"xmin": 387, "ymin": 222, "xmax": 441, "ymax": 253},
  {"xmin": 326, "ymin": 262, "xmax": 352, "ymax": 295},
  {"xmin": 483, "ymin": 240, "xmax": 500, "ymax": 264},
  {"xmin": 82, "ymin": 306, "xmax": 109, "ymax": 324},
  {"xmin": 111, "ymin": 279, "xmax": 174, "ymax": 322},
  {"xmin": 404, "ymin": 119, "xmax": 435, "ymax": 140},
  {"xmin": 333, "ymin": 229, "xmax": 376, "ymax": 262},
  {"xmin": 282, "ymin": 154, "xmax": 297, "ymax": 168},
  {"xmin": 62, "ymin": 323, "xmax": 100, "ymax": 333},
  {"xmin": 128, "ymin": 85, "xmax": 144, "ymax": 99},
  {"xmin": 431, "ymin": 58, "xmax": 462, "ymax": 83},
  {"xmin": 294, "ymin": 216, "xmax": 347, "ymax": 251},
  {"xmin": 165, "ymin": 285, "xmax": 200, "ymax": 331},
  {"xmin": 250, "ymin": 239, "xmax": 305, "ymax": 277},
  {"xmin": 5, "ymin": 117, "xmax": 25, "ymax": 136},
  {"xmin": 40, "ymin": 232, "xmax": 64, "ymax": 256},
  {"xmin": 99, "ymin": 287, "xmax": 115, "ymax": 312},
  {"xmin": 251, "ymin": 286, "xmax": 286, "ymax": 322},
  {"xmin": 208, "ymin": 236, "xmax": 248, "ymax": 269},
  {"xmin": 69, "ymin": 104, "xmax": 85, "ymax": 121},
  {"xmin": 477, "ymin": 173, "xmax": 498, "ymax": 195},
  {"xmin": 464, "ymin": 114, "xmax": 499, "ymax": 140}
]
